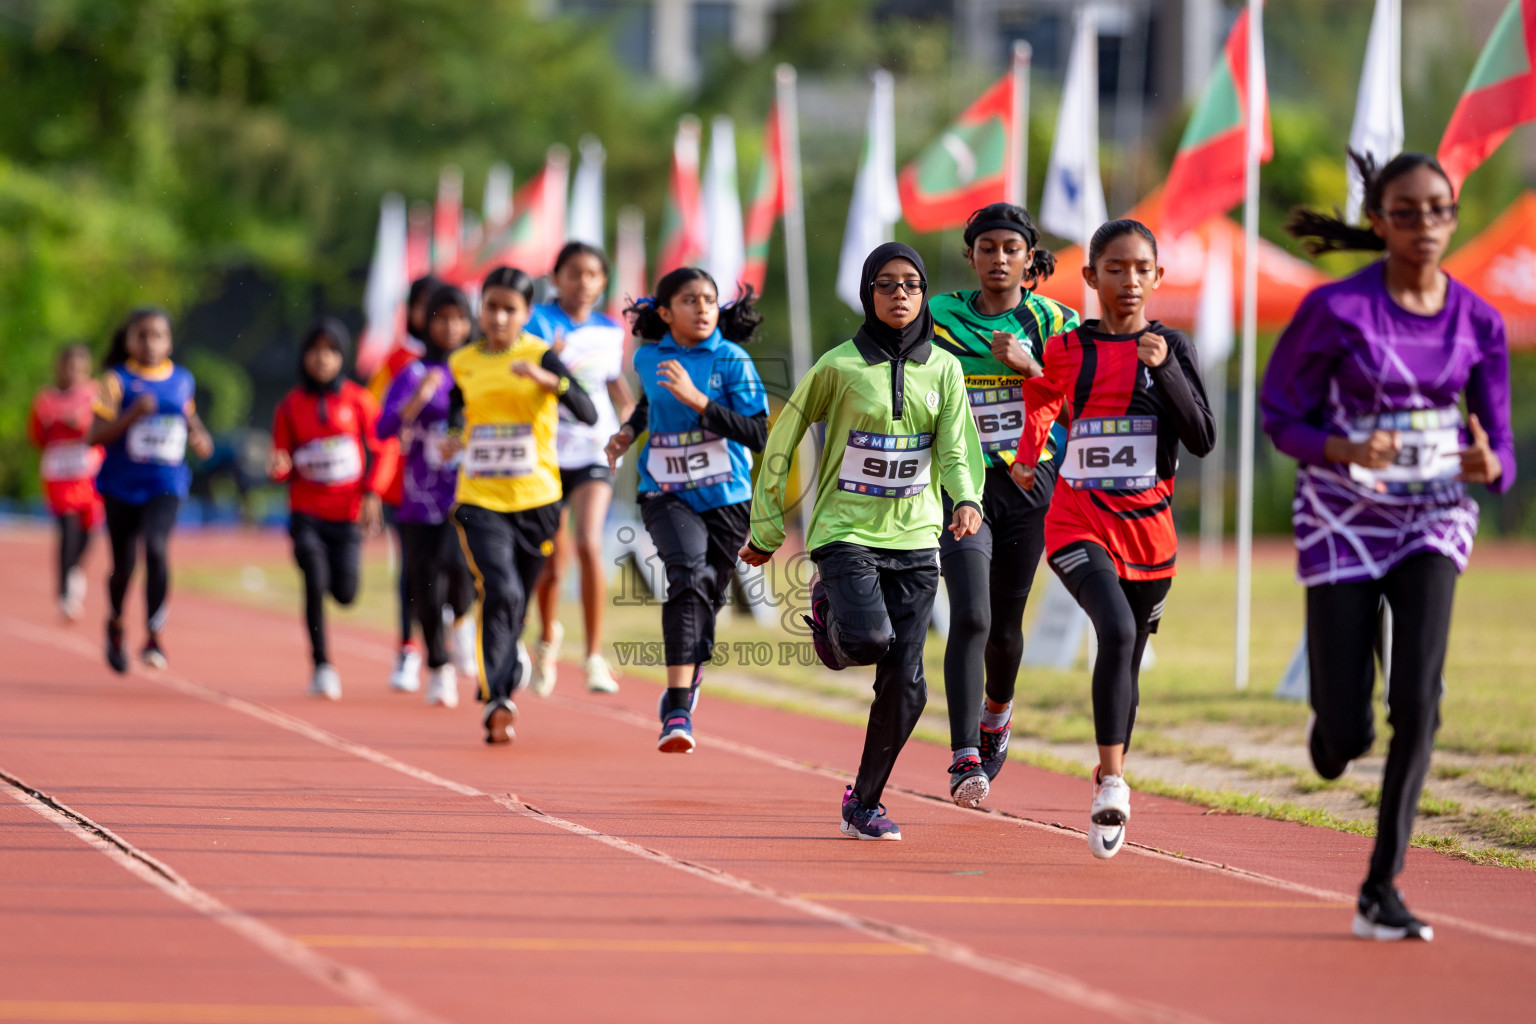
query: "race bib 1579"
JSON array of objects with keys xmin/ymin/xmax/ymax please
[{"xmin": 465, "ymin": 423, "xmax": 535, "ymax": 479}]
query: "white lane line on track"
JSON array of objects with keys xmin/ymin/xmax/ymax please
[
  {"xmin": 4, "ymin": 615, "xmax": 1215, "ymax": 1024},
  {"xmin": 0, "ymin": 766, "xmax": 444, "ymax": 1024}
]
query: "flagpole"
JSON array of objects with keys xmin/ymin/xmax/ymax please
[
  {"xmin": 1008, "ymin": 41, "xmax": 1031, "ymax": 206},
  {"xmin": 776, "ymin": 63, "xmax": 816, "ymax": 546},
  {"xmin": 1234, "ymin": 0, "xmax": 1264, "ymax": 690},
  {"xmin": 1080, "ymin": 9, "xmax": 1098, "ymax": 320}
]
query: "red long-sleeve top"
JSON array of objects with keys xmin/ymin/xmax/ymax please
[
  {"xmin": 29, "ymin": 385, "xmax": 104, "ymax": 520},
  {"xmin": 271, "ymin": 381, "xmax": 394, "ymax": 522}
]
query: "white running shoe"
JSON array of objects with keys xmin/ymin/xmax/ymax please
[
  {"xmin": 1089, "ymin": 769, "xmax": 1131, "ymax": 860},
  {"xmin": 585, "ymin": 653, "xmax": 619, "ymax": 694},
  {"xmin": 389, "ymin": 643, "xmax": 422, "ymax": 693},
  {"xmin": 452, "ymin": 615, "xmax": 479, "ymax": 679},
  {"xmin": 425, "ymin": 664, "xmax": 459, "ymax": 708},
  {"xmin": 512, "ymin": 641, "xmax": 533, "ymax": 693},
  {"xmin": 60, "ymin": 567, "xmax": 86, "ymax": 621},
  {"xmin": 531, "ymin": 621, "xmax": 563, "ymax": 697},
  {"xmin": 310, "ymin": 663, "xmax": 342, "ymax": 701}
]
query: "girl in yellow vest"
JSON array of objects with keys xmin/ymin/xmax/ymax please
[{"xmin": 446, "ymin": 267, "xmax": 598, "ymax": 744}]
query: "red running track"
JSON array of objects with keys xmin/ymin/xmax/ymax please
[{"xmin": 1, "ymin": 527, "xmax": 1532, "ymax": 1024}]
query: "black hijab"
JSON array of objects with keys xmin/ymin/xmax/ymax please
[
  {"xmin": 420, "ymin": 285, "xmax": 474, "ymax": 364},
  {"xmin": 299, "ymin": 317, "xmax": 351, "ymax": 397},
  {"xmin": 854, "ymin": 241, "xmax": 932, "ymax": 360}
]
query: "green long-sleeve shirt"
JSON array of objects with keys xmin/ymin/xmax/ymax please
[{"xmin": 749, "ymin": 333, "xmax": 985, "ymax": 554}]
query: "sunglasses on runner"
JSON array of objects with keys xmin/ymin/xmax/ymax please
[
  {"xmin": 870, "ymin": 279, "xmax": 928, "ymax": 295},
  {"xmin": 1376, "ymin": 204, "xmax": 1458, "ymax": 229}
]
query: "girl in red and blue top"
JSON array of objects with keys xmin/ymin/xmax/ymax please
[
  {"xmin": 88, "ymin": 307, "xmax": 214, "ymax": 674},
  {"xmin": 270, "ymin": 319, "xmax": 391, "ymax": 700},
  {"xmin": 29, "ymin": 344, "xmax": 104, "ymax": 621}
]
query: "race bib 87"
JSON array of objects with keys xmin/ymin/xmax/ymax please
[
  {"xmin": 837, "ymin": 430, "xmax": 933, "ymax": 499},
  {"xmin": 1059, "ymin": 416, "xmax": 1157, "ymax": 491},
  {"xmin": 465, "ymin": 423, "xmax": 535, "ymax": 479},
  {"xmin": 1346, "ymin": 406, "xmax": 1463, "ymax": 497}
]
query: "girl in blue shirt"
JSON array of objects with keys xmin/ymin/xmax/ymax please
[{"xmin": 604, "ymin": 269, "xmax": 767, "ymax": 753}]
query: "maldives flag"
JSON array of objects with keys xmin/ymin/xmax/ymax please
[
  {"xmin": 452, "ymin": 147, "xmax": 569, "ymax": 281},
  {"xmin": 657, "ymin": 116, "xmax": 706, "ymax": 277},
  {"xmin": 432, "ymin": 166, "xmax": 463, "ymax": 273},
  {"xmin": 898, "ymin": 68, "xmax": 1021, "ymax": 233},
  {"xmin": 1160, "ymin": 7, "xmax": 1272, "ymax": 240},
  {"xmin": 1438, "ymin": 0, "xmax": 1536, "ymax": 193},
  {"xmin": 741, "ymin": 103, "xmax": 786, "ymax": 295}
]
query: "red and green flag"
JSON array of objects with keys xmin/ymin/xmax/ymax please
[
  {"xmin": 1438, "ymin": 0, "xmax": 1536, "ymax": 193},
  {"xmin": 1160, "ymin": 7, "xmax": 1271, "ymax": 240},
  {"xmin": 450, "ymin": 148, "xmax": 569, "ymax": 283},
  {"xmin": 741, "ymin": 103, "xmax": 786, "ymax": 295},
  {"xmin": 897, "ymin": 67, "xmax": 1021, "ymax": 233},
  {"xmin": 657, "ymin": 116, "xmax": 706, "ymax": 279}
]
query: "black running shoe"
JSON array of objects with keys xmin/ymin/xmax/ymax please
[
  {"xmin": 979, "ymin": 715, "xmax": 1012, "ymax": 781},
  {"xmin": 106, "ymin": 620, "xmax": 128, "ymax": 675},
  {"xmin": 802, "ymin": 572, "xmax": 843, "ymax": 671},
  {"xmin": 1353, "ymin": 880, "xmax": 1434, "ymax": 942},
  {"xmin": 948, "ymin": 755, "xmax": 990, "ymax": 807}
]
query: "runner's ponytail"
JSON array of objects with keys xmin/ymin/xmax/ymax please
[
  {"xmin": 1285, "ymin": 150, "xmax": 1452, "ymax": 256},
  {"xmin": 718, "ymin": 284, "xmax": 762, "ymax": 344},
  {"xmin": 625, "ymin": 267, "xmax": 760, "ymax": 344}
]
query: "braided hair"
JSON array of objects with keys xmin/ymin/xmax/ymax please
[{"xmin": 963, "ymin": 202, "xmax": 1057, "ymax": 285}]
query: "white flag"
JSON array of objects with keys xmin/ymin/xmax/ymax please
[
  {"xmin": 1196, "ymin": 230, "xmax": 1234, "ymax": 372},
  {"xmin": 1039, "ymin": 8, "xmax": 1106, "ymax": 246},
  {"xmin": 483, "ymin": 162, "xmax": 512, "ymax": 227},
  {"xmin": 1347, "ymin": 0, "xmax": 1403, "ymax": 220},
  {"xmin": 358, "ymin": 193, "xmax": 407, "ymax": 376},
  {"xmin": 568, "ymin": 136, "xmax": 606, "ymax": 250},
  {"xmin": 702, "ymin": 116, "xmax": 745, "ymax": 303},
  {"xmin": 836, "ymin": 69, "xmax": 902, "ymax": 313}
]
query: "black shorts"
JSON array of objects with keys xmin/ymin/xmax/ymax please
[
  {"xmin": 559, "ymin": 463, "xmax": 612, "ymax": 502},
  {"xmin": 940, "ymin": 463, "xmax": 1051, "ymax": 596}
]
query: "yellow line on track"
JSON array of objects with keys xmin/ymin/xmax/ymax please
[
  {"xmin": 0, "ymin": 1003, "xmax": 374, "ymax": 1024},
  {"xmin": 294, "ymin": 935, "xmax": 924, "ymax": 956},
  {"xmin": 798, "ymin": 893, "xmax": 1352, "ymax": 909}
]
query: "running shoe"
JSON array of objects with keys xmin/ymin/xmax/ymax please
[
  {"xmin": 310, "ymin": 663, "xmax": 342, "ymax": 701},
  {"xmin": 1353, "ymin": 880, "xmax": 1434, "ymax": 942},
  {"xmin": 840, "ymin": 786, "xmax": 901, "ymax": 841},
  {"xmin": 801, "ymin": 572, "xmax": 843, "ymax": 671},
  {"xmin": 513, "ymin": 641, "xmax": 533, "ymax": 694},
  {"xmin": 425, "ymin": 664, "xmax": 459, "ymax": 709},
  {"xmin": 483, "ymin": 698, "xmax": 517, "ymax": 744},
  {"xmin": 452, "ymin": 615, "xmax": 479, "ymax": 679},
  {"xmin": 61, "ymin": 567, "xmax": 86, "ymax": 621},
  {"xmin": 390, "ymin": 642, "xmax": 422, "ymax": 693},
  {"xmin": 979, "ymin": 714, "xmax": 1012, "ymax": 781},
  {"xmin": 106, "ymin": 619, "xmax": 128, "ymax": 675},
  {"xmin": 657, "ymin": 705, "xmax": 695, "ymax": 754},
  {"xmin": 948, "ymin": 755, "xmax": 990, "ymax": 808},
  {"xmin": 1306, "ymin": 711, "xmax": 1353, "ymax": 780},
  {"xmin": 1088, "ymin": 767, "xmax": 1130, "ymax": 860},
  {"xmin": 141, "ymin": 635, "xmax": 168, "ymax": 670},
  {"xmin": 655, "ymin": 665, "xmax": 704, "ymax": 719},
  {"xmin": 530, "ymin": 621, "xmax": 562, "ymax": 697},
  {"xmin": 585, "ymin": 653, "xmax": 620, "ymax": 694}
]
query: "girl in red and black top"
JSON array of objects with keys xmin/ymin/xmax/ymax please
[
  {"xmin": 270, "ymin": 318, "xmax": 391, "ymax": 700},
  {"xmin": 1010, "ymin": 219, "xmax": 1215, "ymax": 860},
  {"xmin": 29, "ymin": 344, "xmax": 104, "ymax": 621}
]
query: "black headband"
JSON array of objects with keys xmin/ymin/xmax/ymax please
[{"xmin": 965, "ymin": 219, "xmax": 1035, "ymax": 247}]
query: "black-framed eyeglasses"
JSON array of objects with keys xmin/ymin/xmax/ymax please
[
  {"xmin": 870, "ymin": 279, "xmax": 928, "ymax": 295},
  {"xmin": 1376, "ymin": 203, "xmax": 1458, "ymax": 228}
]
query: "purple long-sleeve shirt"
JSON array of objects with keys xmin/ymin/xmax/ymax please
[
  {"xmin": 377, "ymin": 358, "xmax": 459, "ymax": 524},
  {"xmin": 1260, "ymin": 262, "xmax": 1515, "ymax": 585}
]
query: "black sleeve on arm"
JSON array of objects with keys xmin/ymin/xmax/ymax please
[
  {"xmin": 541, "ymin": 350, "xmax": 598, "ymax": 426},
  {"xmin": 448, "ymin": 384, "xmax": 465, "ymax": 432},
  {"xmin": 624, "ymin": 391, "xmax": 649, "ymax": 435},
  {"xmin": 699, "ymin": 402, "xmax": 768, "ymax": 452},
  {"xmin": 1151, "ymin": 330, "xmax": 1216, "ymax": 458}
]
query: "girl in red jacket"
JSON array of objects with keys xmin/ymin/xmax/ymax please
[
  {"xmin": 269, "ymin": 319, "xmax": 391, "ymax": 699},
  {"xmin": 29, "ymin": 344, "xmax": 104, "ymax": 621}
]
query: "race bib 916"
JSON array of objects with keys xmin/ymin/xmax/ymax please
[
  {"xmin": 293, "ymin": 435, "xmax": 363, "ymax": 486},
  {"xmin": 837, "ymin": 430, "xmax": 934, "ymax": 499},
  {"xmin": 1059, "ymin": 416, "xmax": 1157, "ymax": 491}
]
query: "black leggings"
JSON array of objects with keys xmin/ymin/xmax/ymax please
[
  {"xmin": 1307, "ymin": 553, "xmax": 1456, "ymax": 885},
  {"xmin": 57, "ymin": 512, "xmax": 92, "ymax": 597},
  {"xmin": 388, "ymin": 514, "xmax": 413, "ymax": 647},
  {"xmin": 399, "ymin": 520, "xmax": 475, "ymax": 669},
  {"xmin": 941, "ymin": 551, "xmax": 1040, "ymax": 750},
  {"xmin": 1048, "ymin": 542, "xmax": 1169, "ymax": 749},
  {"xmin": 289, "ymin": 513, "xmax": 362, "ymax": 667},
  {"xmin": 639, "ymin": 495, "xmax": 750, "ymax": 667},
  {"xmin": 813, "ymin": 542, "xmax": 940, "ymax": 808},
  {"xmin": 104, "ymin": 494, "xmax": 180, "ymax": 632},
  {"xmin": 454, "ymin": 501, "xmax": 560, "ymax": 703}
]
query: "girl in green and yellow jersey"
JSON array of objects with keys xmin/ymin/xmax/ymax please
[
  {"xmin": 929, "ymin": 203, "xmax": 1079, "ymax": 806},
  {"xmin": 447, "ymin": 268, "xmax": 597, "ymax": 745}
]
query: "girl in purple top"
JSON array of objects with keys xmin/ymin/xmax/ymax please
[
  {"xmin": 1262, "ymin": 152, "xmax": 1514, "ymax": 943},
  {"xmin": 378, "ymin": 286, "xmax": 479, "ymax": 707}
]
